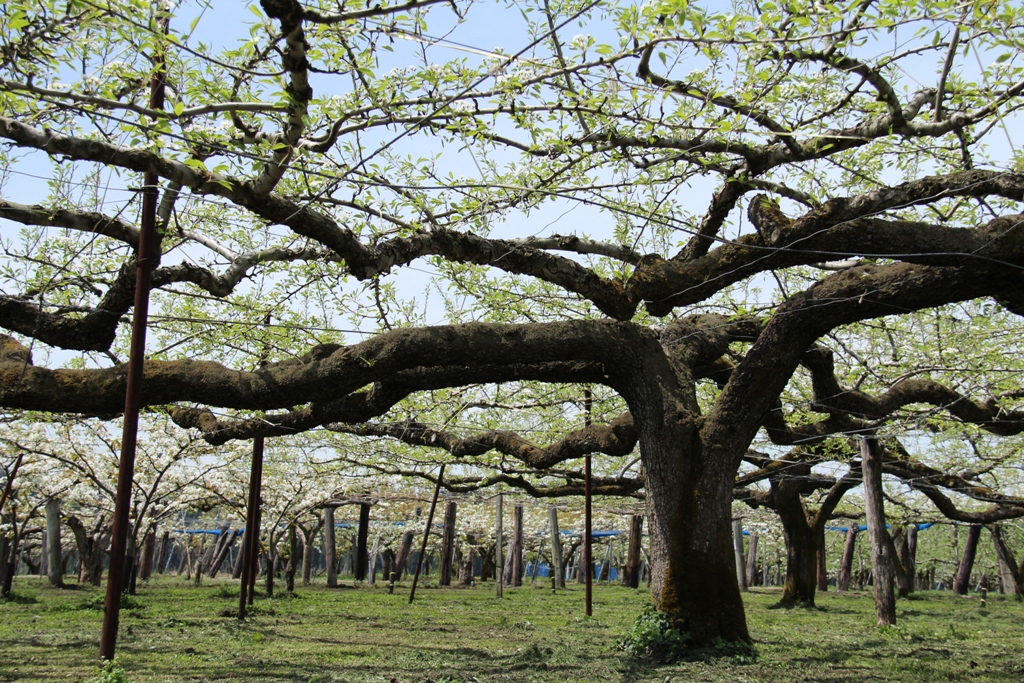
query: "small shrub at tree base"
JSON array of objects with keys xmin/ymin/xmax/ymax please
[{"xmin": 619, "ymin": 605, "xmax": 690, "ymax": 662}]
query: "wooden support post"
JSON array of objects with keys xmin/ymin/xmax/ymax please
[
  {"xmin": 861, "ymin": 436, "xmax": 896, "ymax": 625},
  {"xmin": 45, "ymin": 498, "xmax": 63, "ymax": 588},
  {"xmin": 837, "ymin": 526, "xmax": 858, "ymax": 592},
  {"xmin": 954, "ymin": 524, "xmax": 982, "ymax": 595},
  {"xmin": 409, "ymin": 465, "xmax": 445, "ymax": 604},
  {"xmin": 622, "ymin": 514, "xmax": 643, "ymax": 588},
  {"xmin": 732, "ymin": 519, "xmax": 747, "ymax": 591},
  {"xmin": 439, "ymin": 501, "xmax": 457, "ymax": 586},
  {"xmin": 99, "ymin": 20, "xmax": 166, "ymax": 656},
  {"xmin": 505, "ymin": 504, "xmax": 524, "ymax": 587},
  {"xmin": 495, "ymin": 494, "xmax": 503, "ymax": 598},
  {"xmin": 355, "ymin": 503, "xmax": 370, "ymax": 582},
  {"xmin": 548, "ymin": 506, "xmax": 564, "ymax": 590},
  {"xmin": 324, "ymin": 506, "xmax": 338, "ymax": 588}
]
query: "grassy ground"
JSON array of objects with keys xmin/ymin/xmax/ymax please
[{"xmin": 1, "ymin": 576, "xmax": 1022, "ymax": 683}]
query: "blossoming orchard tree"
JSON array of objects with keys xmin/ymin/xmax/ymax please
[{"xmin": 2, "ymin": 0, "xmax": 1024, "ymax": 644}]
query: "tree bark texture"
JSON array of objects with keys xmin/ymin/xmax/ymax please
[
  {"xmin": 837, "ymin": 526, "xmax": 858, "ymax": 592},
  {"xmin": 45, "ymin": 498, "xmax": 63, "ymax": 588},
  {"xmin": 394, "ymin": 530, "xmax": 414, "ymax": 581},
  {"xmin": 355, "ymin": 503, "xmax": 370, "ymax": 582},
  {"xmin": 954, "ymin": 524, "xmax": 982, "ymax": 595},
  {"xmin": 324, "ymin": 506, "xmax": 337, "ymax": 587},
  {"xmin": 990, "ymin": 524, "xmax": 1022, "ymax": 597},
  {"xmin": 622, "ymin": 514, "xmax": 643, "ymax": 588},
  {"xmin": 139, "ymin": 529, "xmax": 156, "ymax": 582},
  {"xmin": 548, "ymin": 506, "xmax": 564, "ymax": 589},
  {"xmin": 439, "ymin": 501, "xmax": 456, "ymax": 587},
  {"xmin": 861, "ymin": 437, "xmax": 896, "ymax": 626},
  {"xmin": 745, "ymin": 530, "xmax": 759, "ymax": 588}
]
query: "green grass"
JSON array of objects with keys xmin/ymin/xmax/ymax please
[{"xmin": 1, "ymin": 576, "xmax": 1023, "ymax": 682}]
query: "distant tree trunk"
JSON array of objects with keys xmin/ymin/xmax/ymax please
[
  {"xmin": 861, "ymin": 436, "xmax": 896, "ymax": 626},
  {"xmin": 503, "ymin": 505, "xmax": 523, "ymax": 586},
  {"xmin": 458, "ymin": 535, "xmax": 476, "ymax": 586},
  {"xmin": 209, "ymin": 529, "xmax": 238, "ymax": 578},
  {"xmin": 156, "ymin": 530, "xmax": 170, "ymax": 574},
  {"xmin": 140, "ymin": 528, "xmax": 156, "ymax": 582},
  {"xmin": 773, "ymin": 480, "xmax": 819, "ymax": 607},
  {"xmin": 66, "ymin": 513, "xmax": 111, "ymax": 586},
  {"xmin": 45, "ymin": 498, "xmax": 63, "ymax": 588},
  {"xmin": 837, "ymin": 526, "xmax": 858, "ymax": 592},
  {"xmin": 285, "ymin": 524, "xmax": 297, "ymax": 593},
  {"xmin": 816, "ymin": 525, "xmax": 828, "ymax": 592},
  {"xmin": 439, "ymin": 501, "xmax": 456, "ymax": 587},
  {"xmin": 265, "ymin": 548, "xmax": 275, "ymax": 597},
  {"xmin": 745, "ymin": 530, "xmax": 759, "ymax": 588},
  {"xmin": 355, "ymin": 503, "xmax": 370, "ymax": 582},
  {"xmin": 954, "ymin": 524, "xmax": 982, "ymax": 595},
  {"xmin": 394, "ymin": 531, "xmax": 415, "ymax": 581},
  {"xmin": 622, "ymin": 514, "xmax": 643, "ymax": 588},
  {"xmin": 733, "ymin": 519, "xmax": 747, "ymax": 592},
  {"xmin": 324, "ymin": 506, "xmax": 338, "ymax": 588},
  {"xmin": 548, "ymin": 506, "xmax": 565, "ymax": 590},
  {"xmin": 906, "ymin": 525, "xmax": 918, "ymax": 592},
  {"xmin": 233, "ymin": 529, "xmax": 248, "ymax": 579},
  {"xmin": 989, "ymin": 524, "xmax": 1022, "ymax": 598}
]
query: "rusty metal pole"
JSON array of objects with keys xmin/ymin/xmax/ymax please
[
  {"xmin": 584, "ymin": 388, "xmax": 593, "ymax": 617},
  {"xmin": 99, "ymin": 23, "xmax": 167, "ymax": 660},
  {"xmin": 409, "ymin": 464, "xmax": 445, "ymax": 604},
  {"xmin": 238, "ymin": 435, "xmax": 264, "ymax": 619}
]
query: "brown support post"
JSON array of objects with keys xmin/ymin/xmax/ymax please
[
  {"xmin": 99, "ymin": 24, "xmax": 167, "ymax": 658},
  {"xmin": 733, "ymin": 519, "xmax": 748, "ymax": 591},
  {"xmin": 139, "ymin": 528, "xmax": 156, "ymax": 582},
  {"xmin": 409, "ymin": 465, "xmax": 445, "ymax": 604},
  {"xmin": 584, "ymin": 388, "xmax": 592, "ymax": 616},
  {"xmin": 156, "ymin": 530, "xmax": 170, "ymax": 574},
  {"xmin": 355, "ymin": 503, "xmax": 370, "ymax": 581},
  {"xmin": 548, "ymin": 506, "xmax": 564, "ymax": 590},
  {"xmin": 238, "ymin": 436, "xmax": 264, "ymax": 620}
]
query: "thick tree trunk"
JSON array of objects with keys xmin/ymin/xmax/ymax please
[
  {"xmin": 439, "ymin": 501, "xmax": 456, "ymax": 587},
  {"xmin": 324, "ymin": 506, "xmax": 337, "ymax": 587},
  {"xmin": 45, "ymin": 498, "xmax": 63, "ymax": 588},
  {"xmin": 643, "ymin": 427, "xmax": 750, "ymax": 645},
  {"xmin": 622, "ymin": 514, "xmax": 643, "ymax": 588},
  {"xmin": 837, "ymin": 526, "xmax": 858, "ymax": 592},
  {"xmin": 355, "ymin": 503, "xmax": 370, "ymax": 582},
  {"xmin": 772, "ymin": 481, "xmax": 819, "ymax": 607},
  {"xmin": 861, "ymin": 437, "xmax": 896, "ymax": 626},
  {"xmin": 954, "ymin": 524, "xmax": 982, "ymax": 595}
]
